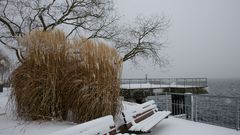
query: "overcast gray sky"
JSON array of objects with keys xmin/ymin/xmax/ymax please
[{"xmin": 115, "ymin": 0, "xmax": 240, "ymax": 79}]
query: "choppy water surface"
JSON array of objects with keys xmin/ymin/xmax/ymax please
[{"xmin": 207, "ymin": 79, "xmax": 240, "ymax": 97}]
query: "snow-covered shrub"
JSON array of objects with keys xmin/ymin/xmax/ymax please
[{"xmin": 10, "ymin": 30, "xmax": 122, "ymax": 123}]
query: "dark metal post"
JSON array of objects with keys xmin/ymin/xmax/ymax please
[{"xmin": 0, "ymin": 81, "xmax": 3, "ymax": 93}]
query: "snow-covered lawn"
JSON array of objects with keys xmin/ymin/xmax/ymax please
[{"xmin": 1, "ymin": 88, "xmax": 240, "ymax": 135}]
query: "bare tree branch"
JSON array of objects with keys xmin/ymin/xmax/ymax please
[
  {"xmin": 0, "ymin": 38, "xmax": 23, "ymax": 63},
  {"xmin": 0, "ymin": 0, "xmax": 169, "ymax": 67},
  {"xmin": 115, "ymin": 16, "xmax": 169, "ymax": 66},
  {"xmin": 0, "ymin": 17, "xmax": 16, "ymax": 36}
]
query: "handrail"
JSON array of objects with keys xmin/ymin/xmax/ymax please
[{"xmin": 120, "ymin": 78, "xmax": 208, "ymax": 88}]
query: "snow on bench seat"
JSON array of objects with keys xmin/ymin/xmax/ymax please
[
  {"xmin": 130, "ymin": 111, "xmax": 171, "ymax": 132},
  {"xmin": 122, "ymin": 100, "xmax": 171, "ymax": 132},
  {"xmin": 47, "ymin": 115, "xmax": 116, "ymax": 135}
]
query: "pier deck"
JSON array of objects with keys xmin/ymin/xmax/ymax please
[
  {"xmin": 120, "ymin": 78, "xmax": 208, "ymax": 103},
  {"xmin": 121, "ymin": 78, "xmax": 208, "ymax": 90}
]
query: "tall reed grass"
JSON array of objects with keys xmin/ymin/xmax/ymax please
[{"xmin": 10, "ymin": 30, "xmax": 122, "ymax": 123}]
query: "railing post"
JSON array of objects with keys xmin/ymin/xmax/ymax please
[
  {"xmin": 184, "ymin": 93, "xmax": 193, "ymax": 120},
  {"xmin": 191, "ymin": 94, "xmax": 194, "ymax": 121},
  {"xmin": 194, "ymin": 95, "xmax": 197, "ymax": 122},
  {"xmin": 165, "ymin": 92, "xmax": 168, "ymax": 111}
]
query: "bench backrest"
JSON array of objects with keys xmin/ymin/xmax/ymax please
[
  {"xmin": 48, "ymin": 115, "xmax": 116, "ymax": 135},
  {"xmin": 122, "ymin": 100, "xmax": 157, "ymax": 124}
]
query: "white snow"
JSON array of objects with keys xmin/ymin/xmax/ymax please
[
  {"xmin": 122, "ymin": 101, "xmax": 139, "ymax": 110},
  {"xmin": 47, "ymin": 115, "xmax": 114, "ymax": 135},
  {"xmin": 0, "ymin": 88, "xmax": 9, "ymax": 115},
  {"xmin": 129, "ymin": 111, "xmax": 171, "ymax": 132},
  {"xmin": 146, "ymin": 117, "xmax": 240, "ymax": 135},
  {"xmin": 0, "ymin": 116, "xmax": 73, "ymax": 135},
  {"xmin": 1, "ymin": 88, "xmax": 240, "ymax": 135}
]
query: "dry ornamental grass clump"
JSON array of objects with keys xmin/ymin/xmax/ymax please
[{"xmin": 10, "ymin": 30, "xmax": 122, "ymax": 123}]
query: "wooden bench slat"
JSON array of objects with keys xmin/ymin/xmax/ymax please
[
  {"xmin": 130, "ymin": 111, "xmax": 167, "ymax": 131},
  {"xmin": 134, "ymin": 110, "xmax": 154, "ymax": 123},
  {"xmin": 141, "ymin": 111, "xmax": 171, "ymax": 132},
  {"xmin": 130, "ymin": 111, "xmax": 171, "ymax": 132}
]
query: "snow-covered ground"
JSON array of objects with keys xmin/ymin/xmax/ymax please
[
  {"xmin": 0, "ymin": 88, "xmax": 9, "ymax": 115},
  {"xmin": 1, "ymin": 88, "xmax": 240, "ymax": 135},
  {"xmin": 148, "ymin": 117, "xmax": 240, "ymax": 135},
  {"xmin": 0, "ymin": 88, "xmax": 74, "ymax": 135},
  {"xmin": 0, "ymin": 116, "xmax": 74, "ymax": 135}
]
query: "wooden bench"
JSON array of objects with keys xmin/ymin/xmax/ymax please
[
  {"xmin": 122, "ymin": 100, "xmax": 171, "ymax": 133},
  {"xmin": 48, "ymin": 115, "xmax": 116, "ymax": 135}
]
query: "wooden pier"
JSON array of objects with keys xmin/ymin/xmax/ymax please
[{"xmin": 120, "ymin": 78, "xmax": 208, "ymax": 103}]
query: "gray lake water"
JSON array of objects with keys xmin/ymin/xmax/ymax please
[{"xmin": 207, "ymin": 79, "xmax": 240, "ymax": 97}]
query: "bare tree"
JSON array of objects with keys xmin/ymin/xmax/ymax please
[
  {"xmin": 0, "ymin": 0, "xmax": 169, "ymax": 66},
  {"xmin": 114, "ymin": 16, "xmax": 169, "ymax": 66},
  {"xmin": 0, "ymin": 0, "xmax": 117, "ymax": 62}
]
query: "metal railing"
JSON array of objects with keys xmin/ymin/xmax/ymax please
[
  {"xmin": 146, "ymin": 93, "xmax": 240, "ymax": 130},
  {"xmin": 120, "ymin": 78, "xmax": 208, "ymax": 89}
]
